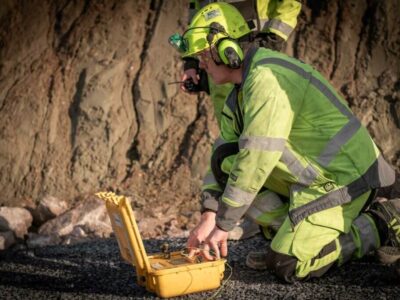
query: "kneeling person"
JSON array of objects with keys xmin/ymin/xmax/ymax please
[{"xmin": 173, "ymin": 2, "xmax": 397, "ymax": 282}]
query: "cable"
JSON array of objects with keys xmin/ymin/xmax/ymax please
[
  {"xmin": 180, "ymin": 247, "xmax": 233, "ymax": 299},
  {"xmin": 207, "ymin": 260, "xmax": 233, "ymax": 300}
]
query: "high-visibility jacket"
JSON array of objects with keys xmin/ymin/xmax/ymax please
[
  {"xmin": 201, "ymin": 47, "xmax": 395, "ymax": 231},
  {"xmin": 189, "ymin": 0, "xmax": 302, "ymax": 41}
]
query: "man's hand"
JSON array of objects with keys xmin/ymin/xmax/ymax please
[
  {"xmin": 202, "ymin": 226, "xmax": 229, "ymax": 260},
  {"xmin": 181, "ymin": 68, "xmax": 199, "ymax": 93},
  {"xmin": 187, "ymin": 211, "xmax": 216, "ymax": 257}
]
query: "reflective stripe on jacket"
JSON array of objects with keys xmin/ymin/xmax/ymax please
[
  {"xmin": 189, "ymin": 0, "xmax": 301, "ymax": 40},
  {"xmin": 209, "ymin": 47, "xmax": 395, "ymax": 231}
]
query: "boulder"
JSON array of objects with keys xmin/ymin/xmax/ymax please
[
  {"xmin": 32, "ymin": 195, "xmax": 69, "ymax": 226},
  {"xmin": 0, "ymin": 231, "xmax": 16, "ymax": 250},
  {"xmin": 38, "ymin": 196, "xmax": 112, "ymax": 240},
  {"xmin": 26, "ymin": 232, "xmax": 62, "ymax": 248},
  {"xmin": 19, "ymin": 197, "xmax": 37, "ymax": 213},
  {"xmin": 0, "ymin": 207, "xmax": 32, "ymax": 238},
  {"xmin": 62, "ymin": 225, "xmax": 88, "ymax": 245}
]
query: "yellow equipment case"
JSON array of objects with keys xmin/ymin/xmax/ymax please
[{"xmin": 96, "ymin": 192, "xmax": 226, "ymax": 298}]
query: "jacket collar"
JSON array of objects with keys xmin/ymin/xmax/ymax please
[{"xmin": 239, "ymin": 45, "xmax": 259, "ymax": 89}]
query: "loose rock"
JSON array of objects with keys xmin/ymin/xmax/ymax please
[{"xmin": 0, "ymin": 207, "xmax": 32, "ymax": 239}]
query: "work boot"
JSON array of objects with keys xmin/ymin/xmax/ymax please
[
  {"xmin": 368, "ymin": 198, "xmax": 400, "ymax": 264},
  {"xmin": 395, "ymin": 259, "xmax": 400, "ymax": 279},
  {"xmin": 376, "ymin": 246, "xmax": 400, "ymax": 264},
  {"xmin": 245, "ymin": 250, "xmax": 269, "ymax": 270},
  {"xmin": 228, "ymin": 217, "xmax": 260, "ymax": 240}
]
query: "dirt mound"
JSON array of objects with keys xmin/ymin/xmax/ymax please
[{"xmin": 0, "ymin": 1, "xmax": 399, "ymax": 237}]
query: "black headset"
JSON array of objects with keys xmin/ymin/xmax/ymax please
[{"xmin": 206, "ymin": 22, "xmax": 244, "ymax": 69}]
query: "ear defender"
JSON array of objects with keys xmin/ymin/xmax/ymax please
[
  {"xmin": 206, "ymin": 22, "xmax": 243, "ymax": 69},
  {"xmin": 216, "ymin": 39, "xmax": 243, "ymax": 69}
]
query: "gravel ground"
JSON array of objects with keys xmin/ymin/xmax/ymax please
[{"xmin": 0, "ymin": 235, "xmax": 399, "ymax": 300}]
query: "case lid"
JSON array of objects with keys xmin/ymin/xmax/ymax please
[{"xmin": 96, "ymin": 192, "xmax": 151, "ymax": 272}]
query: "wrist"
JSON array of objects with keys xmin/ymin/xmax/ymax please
[
  {"xmin": 201, "ymin": 210, "xmax": 216, "ymax": 221},
  {"xmin": 183, "ymin": 57, "xmax": 199, "ymax": 71},
  {"xmin": 215, "ymin": 223, "xmax": 228, "ymax": 232}
]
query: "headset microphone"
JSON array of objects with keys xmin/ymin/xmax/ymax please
[
  {"xmin": 168, "ymin": 79, "xmax": 202, "ymax": 93},
  {"xmin": 168, "ymin": 69, "xmax": 210, "ymax": 94}
]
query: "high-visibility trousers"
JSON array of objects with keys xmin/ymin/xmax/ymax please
[{"xmin": 255, "ymin": 190, "xmax": 380, "ymax": 281}]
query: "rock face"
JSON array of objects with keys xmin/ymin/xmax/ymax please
[{"xmin": 0, "ymin": 0, "xmax": 399, "ymax": 239}]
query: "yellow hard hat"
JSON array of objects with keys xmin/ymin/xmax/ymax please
[{"xmin": 181, "ymin": 2, "xmax": 251, "ymax": 57}]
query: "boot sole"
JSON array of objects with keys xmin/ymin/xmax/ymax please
[
  {"xmin": 245, "ymin": 252, "xmax": 268, "ymax": 270},
  {"xmin": 376, "ymin": 246, "xmax": 400, "ymax": 265}
]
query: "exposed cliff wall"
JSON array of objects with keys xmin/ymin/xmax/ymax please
[{"xmin": 0, "ymin": 0, "xmax": 399, "ymax": 216}]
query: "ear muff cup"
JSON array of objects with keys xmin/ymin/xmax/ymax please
[{"xmin": 216, "ymin": 38, "xmax": 243, "ymax": 69}]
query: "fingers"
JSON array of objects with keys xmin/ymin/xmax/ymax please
[
  {"xmin": 220, "ymin": 239, "xmax": 228, "ymax": 258},
  {"xmin": 199, "ymin": 227, "xmax": 229, "ymax": 261},
  {"xmin": 188, "ymin": 248, "xmax": 202, "ymax": 259},
  {"xmin": 181, "ymin": 73, "xmax": 189, "ymax": 81},
  {"xmin": 211, "ymin": 241, "xmax": 220, "ymax": 260},
  {"xmin": 180, "ymin": 69, "xmax": 199, "ymax": 93},
  {"xmin": 186, "ymin": 223, "xmax": 228, "ymax": 261},
  {"xmin": 186, "ymin": 234, "xmax": 195, "ymax": 249},
  {"xmin": 187, "ymin": 248, "xmax": 196, "ymax": 258},
  {"xmin": 192, "ymin": 74, "xmax": 199, "ymax": 85},
  {"xmin": 186, "ymin": 68, "xmax": 198, "ymax": 84},
  {"xmin": 202, "ymin": 240, "xmax": 226, "ymax": 260},
  {"xmin": 186, "ymin": 232, "xmax": 198, "ymax": 258},
  {"xmin": 187, "ymin": 237, "xmax": 203, "ymax": 258},
  {"xmin": 187, "ymin": 228, "xmax": 206, "ymax": 258},
  {"xmin": 202, "ymin": 238, "xmax": 221, "ymax": 260},
  {"xmin": 202, "ymin": 243, "xmax": 214, "ymax": 261},
  {"xmin": 180, "ymin": 73, "xmax": 188, "ymax": 92}
]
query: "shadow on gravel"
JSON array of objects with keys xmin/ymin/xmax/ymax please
[{"xmin": 0, "ymin": 238, "xmax": 146, "ymax": 297}]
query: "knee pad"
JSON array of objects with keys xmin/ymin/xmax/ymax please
[{"xmin": 268, "ymin": 240, "xmax": 337, "ymax": 282}]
